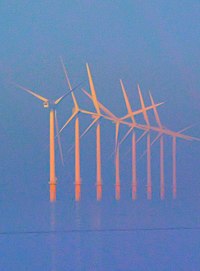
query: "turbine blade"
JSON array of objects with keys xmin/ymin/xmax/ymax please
[
  {"xmin": 154, "ymin": 127, "xmax": 198, "ymax": 141},
  {"xmin": 149, "ymin": 91, "xmax": 162, "ymax": 127},
  {"xmin": 66, "ymin": 117, "xmax": 101, "ymax": 153},
  {"xmin": 137, "ymin": 84, "xmax": 150, "ymax": 126},
  {"xmin": 14, "ymin": 83, "xmax": 48, "ymax": 102},
  {"xmin": 120, "ymin": 79, "xmax": 135, "ymax": 123},
  {"xmin": 80, "ymin": 109, "xmax": 98, "ymax": 116},
  {"xmin": 59, "ymin": 57, "xmax": 79, "ymax": 109},
  {"xmin": 136, "ymin": 130, "xmax": 148, "ymax": 143},
  {"xmin": 139, "ymin": 133, "xmax": 162, "ymax": 161},
  {"xmin": 121, "ymin": 102, "xmax": 165, "ymax": 120},
  {"xmin": 130, "ymin": 120, "xmax": 195, "ymax": 141},
  {"xmin": 178, "ymin": 123, "xmax": 198, "ymax": 133},
  {"xmin": 60, "ymin": 57, "xmax": 72, "ymax": 89},
  {"xmin": 55, "ymin": 110, "xmax": 64, "ymax": 166},
  {"xmin": 59, "ymin": 111, "xmax": 78, "ymax": 134},
  {"xmin": 119, "ymin": 127, "xmax": 134, "ymax": 145},
  {"xmin": 151, "ymin": 132, "xmax": 162, "ymax": 145},
  {"xmin": 82, "ymin": 88, "xmax": 117, "ymax": 119},
  {"xmin": 86, "ymin": 63, "xmax": 100, "ymax": 114},
  {"xmin": 54, "ymin": 82, "xmax": 82, "ymax": 105},
  {"xmin": 80, "ymin": 117, "xmax": 100, "ymax": 138},
  {"xmin": 67, "ymin": 143, "xmax": 75, "ymax": 154}
]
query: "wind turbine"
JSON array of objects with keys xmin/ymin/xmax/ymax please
[
  {"xmin": 59, "ymin": 61, "xmax": 102, "ymax": 200},
  {"xmin": 136, "ymin": 85, "xmax": 153, "ymax": 200},
  {"xmin": 119, "ymin": 83, "xmax": 161, "ymax": 200},
  {"xmin": 82, "ymin": 84, "xmax": 125, "ymax": 200},
  {"xmin": 147, "ymin": 92, "xmax": 198, "ymax": 199},
  {"xmin": 148, "ymin": 92, "xmax": 165, "ymax": 199},
  {"xmin": 120, "ymin": 83, "xmax": 153, "ymax": 200},
  {"xmin": 81, "ymin": 87, "xmax": 122, "ymax": 200},
  {"xmin": 135, "ymin": 86, "xmax": 197, "ymax": 200},
  {"xmin": 85, "ymin": 64, "xmax": 103, "ymax": 201},
  {"xmin": 59, "ymin": 59, "xmax": 83, "ymax": 201},
  {"xmin": 82, "ymin": 80, "xmax": 199, "ymax": 201},
  {"xmin": 82, "ymin": 83, "xmax": 163, "ymax": 200},
  {"xmin": 119, "ymin": 80, "xmax": 139, "ymax": 200},
  {"xmin": 68, "ymin": 64, "xmax": 128, "ymax": 201},
  {"xmin": 120, "ymin": 80, "xmax": 155, "ymax": 200},
  {"xmin": 65, "ymin": 63, "xmax": 104, "ymax": 200},
  {"xmin": 15, "ymin": 82, "xmax": 77, "ymax": 202},
  {"xmin": 60, "ymin": 60, "xmax": 82, "ymax": 201}
]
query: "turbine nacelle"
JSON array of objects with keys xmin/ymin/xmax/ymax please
[
  {"xmin": 43, "ymin": 100, "xmax": 57, "ymax": 109},
  {"xmin": 43, "ymin": 100, "xmax": 49, "ymax": 108}
]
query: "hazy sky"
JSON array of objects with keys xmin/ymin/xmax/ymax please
[{"xmin": 0, "ymin": 1, "xmax": 200, "ymax": 270}]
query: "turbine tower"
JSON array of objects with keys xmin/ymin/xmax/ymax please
[
  {"xmin": 86, "ymin": 64, "xmax": 102, "ymax": 200},
  {"xmin": 148, "ymin": 92, "xmax": 165, "ymax": 199},
  {"xmin": 16, "ymin": 83, "xmax": 75, "ymax": 202},
  {"xmin": 147, "ymin": 92, "xmax": 198, "ymax": 199},
  {"xmin": 120, "ymin": 80, "xmax": 137, "ymax": 200},
  {"xmin": 59, "ymin": 59, "xmax": 82, "ymax": 201}
]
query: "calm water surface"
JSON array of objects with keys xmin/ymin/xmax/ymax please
[{"xmin": 1, "ymin": 189, "xmax": 200, "ymax": 271}]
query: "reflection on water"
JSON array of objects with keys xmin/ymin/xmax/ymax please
[
  {"xmin": 90, "ymin": 204, "xmax": 103, "ymax": 271},
  {"xmin": 48, "ymin": 202, "xmax": 105, "ymax": 270},
  {"xmin": 1, "ymin": 188, "xmax": 199, "ymax": 270},
  {"xmin": 75, "ymin": 203, "xmax": 82, "ymax": 270},
  {"xmin": 50, "ymin": 204, "xmax": 57, "ymax": 271},
  {"xmin": 78, "ymin": 203, "xmax": 104, "ymax": 271}
]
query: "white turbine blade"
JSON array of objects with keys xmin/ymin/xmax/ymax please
[
  {"xmin": 137, "ymin": 84, "xmax": 150, "ymax": 126},
  {"xmin": 54, "ymin": 82, "xmax": 82, "ymax": 105},
  {"xmin": 80, "ymin": 109, "xmax": 97, "ymax": 116},
  {"xmin": 82, "ymin": 88, "xmax": 117, "ymax": 119},
  {"xmin": 67, "ymin": 143, "xmax": 74, "ymax": 154},
  {"xmin": 55, "ymin": 110, "xmax": 64, "ymax": 166},
  {"xmin": 59, "ymin": 57, "xmax": 79, "ymax": 109},
  {"xmin": 121, "ymin": 102, "xmax": 165, "ymax": 120},
  {"xmin": 109, "ymin": 122, "xmax": 120, "ymax": 163},
  {"xmin": 80, "ymin": 117, "xmax": 100, "ymax": 138},
  {"xmin": 120, "ymin": 79, "xmax": 135, "ymax": 123},
  {"xmin": 86, "ymin": 63, "xmax": 101, "ymax": 114},
  {"xmin": 67, "ymin": 117, "xmax": 101, "ymax": 153},
  {"xmin": 14, "ymin": 83, "xmax": 48, "ymax": 102},
  {"xmin": 149, "ymin": 91, "xmax": 162, "ymax": 127},
  {"xmin": 128, "ymin": 120, "xmax": 195, "ymax": 141},
  {"xmin": 178, "ymin": 123, "xmax": 198, "ymax": 133},
  {"xmin": 59, "ymin": 111, "xmax": 78, "ymax": 134},
  {"xmin": 139, "ymin": 133, "xmax": 161, "ymax": 161},
  {"xmin": 119, "ymin": 127, "xmax": 134, "ymax": 145},
  {"xmin": 151, "ymin": 132, "xmax": 162, "ymax": 145},
  {"xmin": 136, "ymin": 130, "xmax": 148, "ymax": 143},
  {"xmin": 122, "ymin": 130, "xmax": 147, "ymax": 160},
  {"xmin": 60, "ymin": 56, "xmax": 73, "ymax": 90}
]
